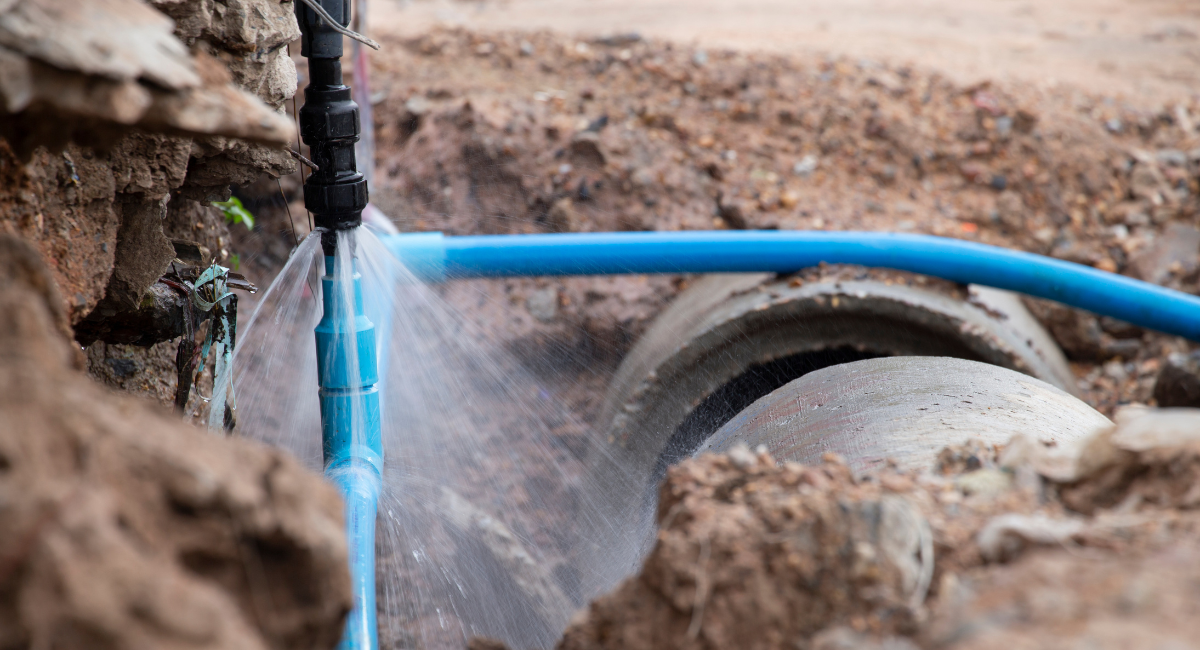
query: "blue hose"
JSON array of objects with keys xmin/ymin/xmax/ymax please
[
  {"xmin": 315, "ymin": 256, "xmax": 382, "ymax": 650},
  {"xmin": 385, "ymin": 230, "xmax": 1200, "ymax": 341}
]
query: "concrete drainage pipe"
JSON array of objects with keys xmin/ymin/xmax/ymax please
[
  {"xmin": 701, "ymin": 356, "xmax": 1111, "ymax": 476},
  {"xmin": 599, "ymin": 268, "xmax": 1078, "ymax": 486}
]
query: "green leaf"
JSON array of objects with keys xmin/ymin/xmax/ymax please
[{"xmin": 211, "ymin": 197, "xmax": 256, "ymax": 231}]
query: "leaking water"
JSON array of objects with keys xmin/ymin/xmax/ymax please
[{"xmin": 234, "ymin": 226, "xmax": 647, "ymax": 649}]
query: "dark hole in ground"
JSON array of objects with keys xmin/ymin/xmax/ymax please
[{"xmin": 650, "ymin": 347, "xmax": 884, "ymax": 484}]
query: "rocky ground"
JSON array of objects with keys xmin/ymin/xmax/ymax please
[
  {"xmin": 0, "ymin": 0, "xmax": 300, "ymax": 422},
  {"xmin": 551, "ymin": 407, "xmax": 1200, "ymax": 650},
  {"xmin": 343, "ymin": 27, "xmax": 1200, "ymax": 424},
  {"xmin": 0, "ymin": 235, "xmax": 352, "ymax": 650},
  {"xmin": 90, "ymin": 23, "xmax": 1200, "ymax": 423},
  {"xmin": 6, "ymin": 1, "xmax": 1200, "ymax": 648},
  {"xmin": 0, "ymin": 1, "xmax": 359, "ymax": 648}
]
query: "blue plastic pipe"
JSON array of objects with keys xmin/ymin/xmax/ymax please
[
  {"xmin": 315, "ymin": 256, "xmax": 383, "ymax": 650},
  {"xmin": 385, "ymin": 230, "xmax": 1200, "ymax": 341}
]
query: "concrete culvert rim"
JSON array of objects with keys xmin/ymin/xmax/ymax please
[
  {"xmin": 650, "ymin": 346, "xmax": 883, "ymax": 480},
  {"xmin": 591, "ymin": 268, "xmax": 1077, "ymax": 533}
]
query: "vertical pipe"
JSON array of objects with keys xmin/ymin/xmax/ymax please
[
  {"xmin": 296, "ymin": 1, "xmax": 378, "ymax": 648},
  {"xmin": 315, "ymin": 255, "xmax": 382, "ymax": 650},
  {"xmin": 296, "ymin": 0, "xmax": 368, "ymax": 252}
]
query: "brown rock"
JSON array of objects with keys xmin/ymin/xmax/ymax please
[
  {"xmin": 1154, "ymin": 352, "xmax": 1200, "ymax": 408},
  {"xmin": 102, "ymin": 196, "xmax": 179, "ymax": 312},
  {"xmin": 1128, "ymin": 222, "xmax": 1200, "ymax": 285},
  {"xmin": 0, "ymin": 0, "xmax": 294, "ymax": 157},
  {"xmin": 0, "ymin": 235, "xmax": 352, "ymax": 650},
  {"xmin": 547, "ymin": 198, "xmax": 582, "ymax": 233},
  {"xmin": 557, "ymin": 450, "xmax": 931, "ymax": 650},
  {"xmin": 569, "ymin": 132, "xmax": 607, "ymax": 168}
]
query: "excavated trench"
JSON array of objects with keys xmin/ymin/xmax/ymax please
[{"xmin": 6, "ymin": 2, "xmax": 1200, "ymax": 650}]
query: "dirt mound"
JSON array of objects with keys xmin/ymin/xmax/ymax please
[
  {"xmin": 558, "ymin": 450, "xmax": 931, "ymax": 650},
  {"xmin": 364, "ymin": 28, "xmax": 1200, "ymax": 418},
  {"xmin": 0, "ymin": 235, "xmax": 351, "ymax": 650},
  {"xmin": 555, "ymin": 408, "xmax": 1200, "ymax": 650}
]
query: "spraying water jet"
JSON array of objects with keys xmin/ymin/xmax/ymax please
[
  {"xmin": 269, "ymin": 8, "xmax": 1200, "ymax": 648},
  {"xmin": 296, "ymin": 1, "xmax": 379, "ymax": 648}
]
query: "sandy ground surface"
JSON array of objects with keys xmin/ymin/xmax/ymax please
[{"xmin": 371, "ymin": 0, "xmax": 1200, "ymax": 105}]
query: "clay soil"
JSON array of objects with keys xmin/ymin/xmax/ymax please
[
  {"xmin": 217, "ymin": 25, "xmax": 1200, "ymax": 647},
  {"xmin": 374, "ymin": 0, "xmax": 1200, "ymax": 106},
  {"xmin": 555, "ymin": 410, "xmax": 1200, "ymax": 650},
  {"xmin": 303, "ymin": 24, "xmax": 1200, "ymax": 427}
]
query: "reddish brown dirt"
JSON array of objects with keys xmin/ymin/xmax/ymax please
[
  {"xmin": 554, "ymin": 408, "xmax": 1200, "ymax": 650},
  {"xmin": 0, "ymin": 235, "xmax": 351, "ymax": 650},
  {"xmin": 356, "ymin": 27, "xmax": 1200, "ymax": 421},
  {"xmin": 374, "ymin": 0, "xmax": 1200, "ymax": 107}
]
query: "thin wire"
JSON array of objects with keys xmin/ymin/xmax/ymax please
[
  {"xmin": 295, "ymin": 0, "xmax": 380, "ymax": 50},
  {"xmin": 278, "ymin": 178, "xmax": 300, "ymax": 248}
]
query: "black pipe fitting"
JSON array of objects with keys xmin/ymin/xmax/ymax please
[{"xmin": 296, "ymin": 0, "xmax": 367, "ymax": 255}]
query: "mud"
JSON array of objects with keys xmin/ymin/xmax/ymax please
[
  {"xmin": 0, "ymin": 235, "xmax": 352, "ymax": 650},
  {"xmin": 553, "ymin": 405, "xmax": 1200, "ymax": 650}
]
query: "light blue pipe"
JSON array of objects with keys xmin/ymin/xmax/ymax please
[
  {"xmin": 315, "ymin": 256, "xmax": 382, "ymax": 650},
  {"xmin": 385, "ymin": 230, "xmax": 1200, "ymax": 341}
]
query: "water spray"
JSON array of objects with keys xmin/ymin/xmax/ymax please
[
  {"xmin": 284, "ymin": 6, "xmax": 1197, "ymax": 649},
  {"xmin": 296, "ymin": 1, "xmax": 381, "ymax": 648}
]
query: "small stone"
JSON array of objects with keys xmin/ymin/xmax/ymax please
[
  {"xmin": 547, "ymin": 198, "xmax": 581, "ymax": 233},
  {"xmin": 526, "ymin": 287, "xmax": 559, "ymax": 323},
  {"xmin": 692, "ymin": 50, "xmax": 708, "ymax": 67},
  {"xmin": 1129, "ymin": 161, "xmax": 1167, "ymax": 204},
  {"xmin": 1128, "ymin": 222, "xmax": 1200, "ymax": 284},
  {"xmin": 568, "ymin": 132, "xmax": 606, "ymax": 167},
  {"xmin": 793, "ymin": 155, "xmax": 819, "ymax": 177},
  {"xmin": 717, "ymin": 195, "xmax": 751, "ymax": 229},
  {"xmin": 956, "ymin": 468, "xmax": 1013, "ymax": 498},
  {"xmin": 959, "ymin": 161, "xmax": 988, "ymax": 183},
  {"xmin": 592, "ymin": 33, "xmax": 642, "ymax": 47},
  {"xmin": 1157, "ymin": 149, "xmax": 1188, "ymax": 167},
  {"xmin": 518, "ymin": 40, "xmax": 535, "ymax": 56},
  {"xmin": 996, "ymin": 190, "xmax": 1025, "ymax": 229},
  {"xmin": 1154, "ymin": 352, "xmax": 1200, "ymax": 407},
  {"xmin": 404, "ymin": 95, "xmax": 430, "ymax": 115},
  {"xmin": 727, "ymin": 444, "xmax": 756, "ymax": 469},
  {"xmin": 631, "ymin": 167, "xmax": 655, "ymax": 188},
  {"xmin": 995, "ymin": 115, "xmax": 1013, "ymax": 136}
]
